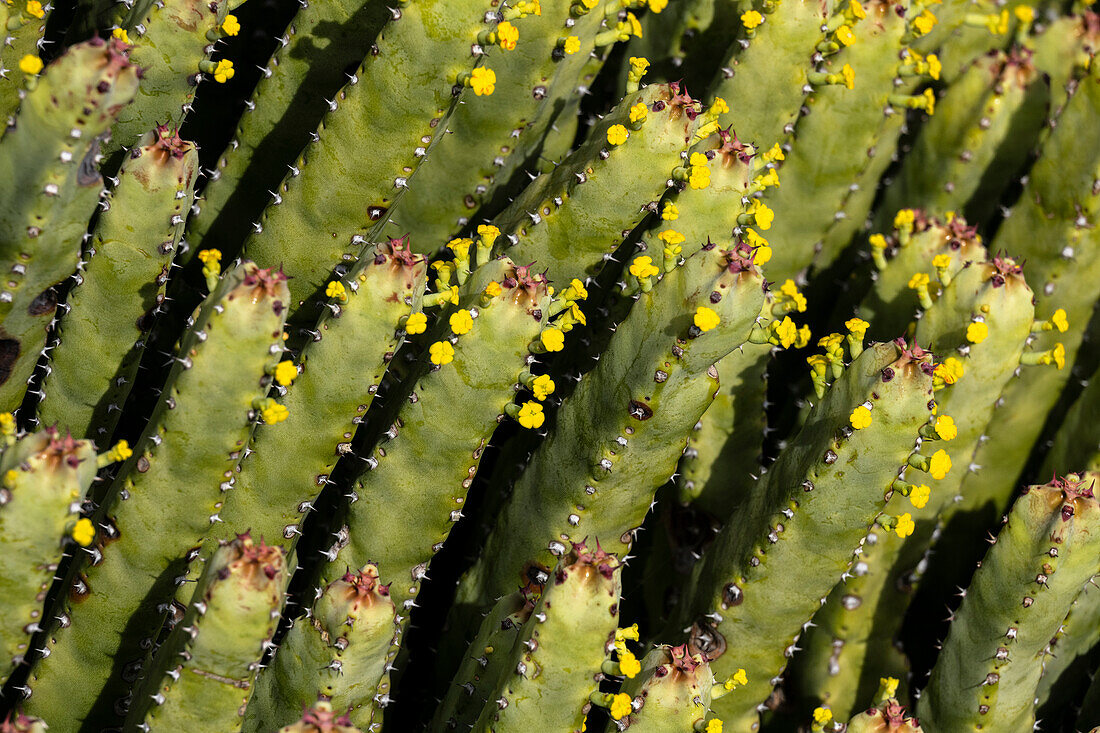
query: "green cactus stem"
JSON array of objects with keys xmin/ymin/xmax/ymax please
[
  {"xmin": 918, "ymin": 473, "xmax": 1100, "ymax": 732},
  {"xmin": 37, "ymin": 126, "xmax": 199, "ymax": 445},
  {"xmin": 24, "ymin": 263, "xmax": 289, "ymax": 730},
  {"xmin": 125, "ymin": 534, "xmax": 287, "ymax": 731},
  {"xmin": 0, "ymin": 37, "xmax": 140, "ymax": 412},
  {"xmin": 243, "ymin": 565, "xmax": 396, "ymax": 732}
]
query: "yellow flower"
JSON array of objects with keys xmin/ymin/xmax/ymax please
[
  {"xmin": 619, "ymin": 650, "xmax": 642, "ymax": 678},
  {"xmin": 496, "ymin": 21, "xmax": 519, "ymax": 50},
  {"xmin": 894, "ymin": 209, "xmax": 916, "ymax": 228},
  {"xmin": 921, "ymin": 87, "xmax": 936, "ymax": 115},
  {"xmin": 929, "ymin": 449, "xmax": 951, "ymax": 480},
  {"xmin": 757, "ymin": 168, "xmax": 780, "ymax": 188},
  {"xmin": 483, "ymin": 282, "xmax": 503, "ymax": 299},
  {"xmin": 913, "ymin": 9, "xmax": 937, "ymax": 35},
  {"xmin": 609, "ymin": 693, "xmax": 633, "ymax": 721},
  {"xmin": 108, "ymin": 440, "xmax": 133, "ymax": 462},
  {"xmin": 3, "ymin": 469, "xmax": 17, "ymax": 487},
  {"xmin": 752, "ymin": 201, "xmax": 774, "ymax": 230},
  {"xmin": 934, "ymin": 414, "xmax": 957, "ymax": 441},
  {"xmin": 731, "ymin": 668, "xmax": 748, "ymax": 686},
  {"xmin": 262, "ymin": 402, "xmax": 289, "ymax": 424},
  {"xmin": 880, "ymin": 677, "xmax": 900, "ymax": 699},
  {"xmin": 274, "ymin": 361, "xmax": 298, "ymax": 386},
  {"xmin": 850, "ymin": 405, "xmax": 872, "ymax": 429},
  {"xmin": 711, "ymin": 96, "xmax": 729, "ymax": 115},
  {"xmin": 429, "ymin": 341, "xmax": 455, "ymax": 366},
  {"xmin": 893, "ymin": 513, "xmax": 915, "ymax": 538},
  {"xmin": 1050, "ymin": 342, "xmax": 1066, "ymax": 370},
  {"xmin": 908, "ymin": 272, "xmax": 930, "ymax": 290},
  {"xmin": 19, "ymin": 54, "xmax": 43, "ymax": 75},
  {"xmin": 629, "ymin": 255, "xmax": 660, "ymax": 279},
  {"xmin": 936, "ymin": 357, "xmax": 965, "ymax": 384},
  {"xmin": 326, "ymin": 280, "xmax": 347, "ymax": 301},
  {"xmin": 813, "ymin": 707, "xmax": 833, "ymax": 725},
  {"xmin": 690, "ymin": 152, "xmax": 709, "ymax": 167},
  {"xmin": 1051, "ymin": 308, "xmax": 1069, "ymax": 333},
  {"xmin": 541, "ymin": 328, "xmax": 565, "ymax": 352},
  {"xmin": 840, "ymin": 63, "xmax": 855, "ymax": 90},
  {"xmin": 222, "ymin": 14, "xmax": 240, "ymax": 36},
  {"xmin": 477, "ymin": 224, "xmax": 500, "ymax": 244},
  {"xmin": 658, "ymin": 229, "xmax": 685, "ymax": 246},
  {"xmin": 909, "ymin": 483, "xmax": 930, "ymax": 509},
  {"xmin": 927, "ymin": 53, "xmax": 942, "ymax": 80},
  {"xmin": 405, "ymin": 312, "xmax": 428, "ymax": 334},
  {"xmin": 694, "ymin": 306, "xmax": 721, "ymax": 332},
  {"xmin": 532, "ymin": 374, "xmax": 555, "ymax": 400},
  {"xmin": 558, "ymin": 35, "xmax": 579, "ymax": 55},
  {"xmin": 616, "ymin": 624, "xmax": 640, "ymax": 642},
  {"xmin": 0, "ymin": 412, "xmax": 13, "ymax": 437},
  {"xmin": 741, "ymin": 10, "xmax": 764, "ymax": 28},
  {"xmin": 661, "ymin": 201, "xmax": 679, "ymax": 221},
  {"xmin": 845, "ymin": 318, "xmax": 869, "ymax": 337},
  {"xmin": 649, "ymin": 0, "xmax": 668, "ymax": 11},
  {"xmin": 1014, "ymin": 5, "xmax": 1035, "ymax": 23},
  {"xmin": 773, "ymin": 316, "xmax": 797, "ymax": 348},
  {"xmin": 763, "ymin": 143, "xmax": 784, "ymax": 162},
  {"xmin": 197, "ymin": 248, "xmax": 222, "ymax": 264},
  {"xmin": 869, "ymin": 233, "xmax": 888, "ymax": 250},
  {"xmin": 111, "ymin": 28, "xmax": 130, "ymax": 43},
  {"xmin": 565, "ymin": 278, "xmax": 588, "ymax": 301},
  {"xmin": 849, "ymin": 0, "xmax": 865, "ymax": 19},
  {"xmin": 932, "ymin": 254, "xmax": 951, "ymax": 270},
  {"xmin": 966, "ymin": 321, "xmax": 988, "ymax": 344},
  {"xmin": 795, "ymin": 325, "xmax": 812, "ymax": 348},
  {"xmin": 517, "ymin": 401, "xmax": 545, "ymax": 429},
  {"xmin": 629, "ymin": 102, "xmax": 648, "ymax": 124},
  {"xmin": 607, "ymin": 124, "xmax": 629, "ymax": 146},
  {"xmin": 836, "ymin": 24, "xmax": 855, "ymax": 45},
  {"xmin": 470, "ymin": 67, "xmax": 496, "ymax": 96},
  {"xmin": 213, "ymin": 59, "xmax": 235, "ymax": 83},
  {"xmin": 449, "ymin": 309, "xmax": 474, "ymax": 335},
  {"xmin": 688, "ymin": 165, "xmax": 711, "ymax": 189},
  {"xmin": 754, "ymin": 244, "xmax": 772, "ymax": 264},
  {"xmin": 706, "ymin": 720, "xmax": 724, "ymax": 733},
  {"xmin": 72, "ymin": 518, "xmax": 96, "ymax": 547},
  {"xmin": 628, "ymin": 56, "xmax": 650, "ymax": 79},
  {"xmin": 25, "ymin": 0, "xmax": 43, "ymax": 17}
]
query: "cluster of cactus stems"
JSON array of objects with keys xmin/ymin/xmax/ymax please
[{"xmin": 0, "ymin": 0, "xmax": 1100, "ymax": 730}]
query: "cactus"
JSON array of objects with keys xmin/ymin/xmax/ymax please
[
  {"xmin": 917, "ymin": 473, "xmax": 1100, "ymax": 731},
  {"xmin": 1, "ymin": 2, "xmax": 1100, "ymax": 733}
]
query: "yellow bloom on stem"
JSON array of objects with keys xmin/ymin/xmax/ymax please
[
  {"xmin": 836, "ymin": 24, "xmax": 855, "ymax": 45},
  {"xmin": 751, "ymin": 201, "xmax": 774, "ymax": 229},
  {"xmin": 72, "ymin": 518, "xmax": 96, "ymax": 547},
  {"xmin": 1051, "ymin": 308, "xmax": 1068, "ymax": 333},
  {"xmin": 813, "ymin": 708, "xmax": 833, "ymax": 725},
  {"xmin": 609, "ymin": 693, "xmax": 633, "ymax": 720},
  {"xmin": 562, "ymin": 35, "xmax": 580, "ymax": 54},
  {"xmin": 326, "ymin": 280, "xmax": 347, "ymax": 301},
  {"xmin": 262, "ymin": 402, "xmax": 289, "ymax": 424},
  {"xmin": 966, "ymin": 321, "xmax": 988, "ymax": 344},
  {"xmin": 429, "ymin": 341, "xmax": 455, "ymax": 366},
  {"xmin": 661, "ymin": 201, "xmax": 679, "ymax": 220},
  {"xmin": 111, "ymin": 28, "xmax": 130, "ymax": 43},
  {"xmin": 840, "ymin": 63, "xmax": 855, "ymax": 90},
  {"xmin": 517, "ymin": 401, "xmax": 545, "ymax": 429},
  {"xmin": 629, "ymin": 102, "xmax": 648, "ymax": 123},
  {"xmin": 496, "ymin": 21, "xmax": 519, "ymax": 50},
  {"xmin": 607, "ymin": 124, "xmax": 629, "ymax": 145},
  {"xmin": 531, "ymin": 374, "xmax": 555, "ymax": 400},
  {"xmin": 706, "ymin": 720, "xmax": 724, "ymax": 733},
  {"xmin": 405, "ymin": 312, "xmax": 427, "ymax": 334},
  {"xmin": 274, "ymin": 361, "xmax": 298, "ymax": 386},
  {"xmin": 25, "ymin": 0, "xmax": 43, "ymax": 18},
  {"xmin": 929, "ymin": 449, "xmax": 951, "ymax": 480},
  {"xmin": 19, "ymin": 54, "xmax": 43, "ymax": 75},
  {"xmin": 894, "ymin": 209, "xmax": 915, "ymax": 228},
  {"xmin": 845, "ymin": 317, "xmax": 869, "ymax": 338},
  {"xmin": 213, "ymin": 59, "xmax": 235, "ymax": 83},
  {"xmin": 541, "ymin": 328, "xmax": 565, "ymax": 352},
  {"xmin": 909, "ymin": 483, "xmax": 930, "ymax": 509},
  {"xmin": 449, "ymin": 309, "xmax": 474, "ymax": 335},
  {"xmin": 694, "ymin": 306, "xmax": 721, "ymax": 332},
  {"xmin": 934, "ymin": 414, "xmax": 957, "ymax": 440},
  {"xmin": 850, "ymin": 405, "xmax": 872, "ymax": 429},
  {"xmin": 470, "ymin": 67, "xmax": 496, "ymax": 95},
  {"xmin": 222, "ymin": 14, "xmax": 240, "ymax": 36},
  {"xmin": 893, "ymin": 512, "xmax": 915, "ymax": 538},
  {"xmin": 629, "ymin": 256, "xmax": 660, "ymax": 279},
  {"xmin": 618, "ymin": 650, "xmax": 641, "ymax": 678},
  {"xmin": 741, "ymin": 10, "xmax": 764, "ymax": 28}
]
